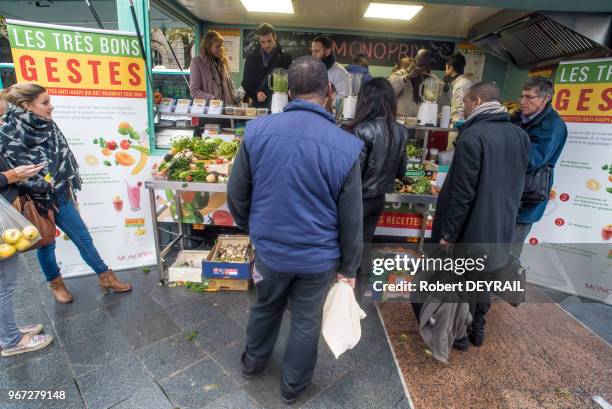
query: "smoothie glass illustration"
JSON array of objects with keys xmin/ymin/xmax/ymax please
[
  {"xmin": 126, "ymin": 181, "xmax": 142, "ymax": 211},
  {"xmin": 112, "ymin": 196, "xmax": 124, "ymax": 212}
]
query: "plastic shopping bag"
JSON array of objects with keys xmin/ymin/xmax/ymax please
[
  {"xmin": 0, "ymin": 195, "xmax": 41, "ymax": 260},
  {"xmin": 322, "ymin": 280, "xmax": 367, "ymax": 359}
]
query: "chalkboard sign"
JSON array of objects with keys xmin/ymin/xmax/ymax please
[{"xmin": 243, "ymin": 30, "xmax": 454, "ymax": 70}]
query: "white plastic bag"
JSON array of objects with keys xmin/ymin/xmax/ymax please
[
  {"xmin": 322, "ymin": 280, "xmax": 367, "ymax": 359},
  {"xmin": 0, "ymin": 196, "xmax": 41, "ymax": 261}
]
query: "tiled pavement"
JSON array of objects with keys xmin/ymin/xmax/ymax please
[{"xmin": 0, "ymin": 253, "xmax": 408, "ymax": 409}]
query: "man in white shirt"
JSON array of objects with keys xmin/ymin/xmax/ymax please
[
  {"xmin": 444, "ymin": 53, "xmax": 475, "ymax": 123},
  {"xmin": 311, "ymin": 36, "xmax": 350, "ymax": 98}
]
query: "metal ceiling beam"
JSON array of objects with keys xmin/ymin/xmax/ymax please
[{"xmin": 420, "ymin": 0, "xmax": 612, "ymax": 13}]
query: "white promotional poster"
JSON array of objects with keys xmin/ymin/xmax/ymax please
[
  {"xmin": 522, "ymin": 58, "xmax": 612, "ymax": 304},
  {"xmin": 213, "ymin": 27, "xmax": 241, "ymax": 73},
  {"xmin": 7, "ymin": 19, "xmax": 157, "ymax": 277},
  {"xmin": 456, "ymin": 43, "xmax": 485, "ymax": 82}
]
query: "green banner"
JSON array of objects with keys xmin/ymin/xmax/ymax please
[
  {"xmin": 7, "ymin": 23, "xmax": 141, "ymax": 58},
  {"xmin": 555, "ymin": 60, "xmax": 612, "ymax": 85}
]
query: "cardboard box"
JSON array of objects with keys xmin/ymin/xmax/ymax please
[
  {"xmin": 168, "ymin": 250, "xmax": 210, "ymax": 283},
  {"xmin": 205, "ymin": 278, "xmax": 250, "ymax": 291},
  {"xmin": 203, "ymin": 235, "xmax": 252, "ymax": 280}
]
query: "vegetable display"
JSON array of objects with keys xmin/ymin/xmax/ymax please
[
  {"xmin": 406, "ymin": 144, "xmax": 422, "ymax": 158},
  {"xmin": 156, "ymin": 136, "xmax": 240, "ymax": 182},
  {"xmin": 395, "ymin": 176, "xmax": 438, "ymax": 195}
]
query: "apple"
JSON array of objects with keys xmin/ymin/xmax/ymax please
[
  {"xmin": 2, "ymin": 229, "xmax": 23, "ymax": 244},
  {"xmin": 0, "ymin": 243, "xmax": 16, "ymax": 259},
  {"xmin": 602, "ymin": 225, "xmax": 612, "ymax": 241},
  {"xmin": 14, "ymin": 237, "xmax": 32, "ymax": 251},
  {"xmin": 22, "ymin": 225, "xmax": 40, "ymax": 240}
]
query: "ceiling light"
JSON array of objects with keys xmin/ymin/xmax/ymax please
[
  {"xmin": 240, "ymin": 0, "xmax": 294, "ymax": 13},
  {"xmin": 364, "ymin": 3, "xmax": 423, "ymax": 21}
]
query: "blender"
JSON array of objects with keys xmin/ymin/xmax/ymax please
[
  {"xmin": 342, "ymin": 73, "xmax": 363, "ymax": 120},
  {"xmin": 268, "ymin": 68, "xmax": 289, "ymax": 114},
  {"xmin": 417, "ymin": 73, "xmax": 442, "ymax": 126}
]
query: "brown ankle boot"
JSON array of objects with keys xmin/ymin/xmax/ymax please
[
  {"xmin": 98, "ymin": 270, "xmax": 132, "ymax": 294},
  {"xmin": 49, "ymin": 276, "xmax": 74, "ymax": 304}
]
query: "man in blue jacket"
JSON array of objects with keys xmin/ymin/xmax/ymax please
[
  {"xmin": 512, "ymin": 77, "xmax": 567, "ymax": 255},
  {"xmin": 227, "ymin": 56, "xmax": 364, "ymax": 405}
]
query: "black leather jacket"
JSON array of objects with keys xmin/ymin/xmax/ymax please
[{"xmin": 353, "ymin": 119, "xmax": 409, "ymax": 199}]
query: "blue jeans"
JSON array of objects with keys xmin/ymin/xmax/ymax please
[
  {"xmin": 37, "ymin": 188, "xmax": 108, "ymax": 282},
  {"xmin": 0, "ymin": 255, "xmax": 22, "ymax": 349}
]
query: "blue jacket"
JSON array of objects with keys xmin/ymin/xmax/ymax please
[
  {"xmin": 513, "ymin": 103, "xmax": 567, "ymax": 224},
  {"xmin": 227, "ymin": 100, "xmax": 364, "ymax": 275},
  {"xmin": 345, "ymin": 64, "xmax": 373, "ymax": 83}
]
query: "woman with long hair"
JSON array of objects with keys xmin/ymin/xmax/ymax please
[
  {"xmin": 189, "ymin": 30, "xmax": 236, "ymax": 105},
  {"xmin": 0, "ymin": 83, "xmax": 132, "ymax": 303},
  {"xmin": 345, "ymin": 78, "xmax": 409, "ymax": 242}
]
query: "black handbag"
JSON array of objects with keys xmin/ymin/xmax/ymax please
[{"xmin": 522, "ymin": 164, "xmax": 553, "ymax": 206}]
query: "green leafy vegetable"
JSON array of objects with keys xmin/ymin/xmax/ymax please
[
  {"xmin": 217, "ymin": 140, "xmax": 240, "ymax": 159},
  {"xmin": 167, "ymin": 158, "xmax": 191, "ymax": 181},
  {"xmin": 406, "ymin": 144, "xmax": 422, "ymax": 158},
  {"xmin": 192, "ymin": 139, "xmax": 218, "ymax": 159},
  {"xmin": 411, "ymin": 177, "xmax": 432, "ymax": 195}
]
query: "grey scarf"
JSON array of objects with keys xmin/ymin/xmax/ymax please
[
  {"xmin": 0, "ymin": 104, "xmax": 82, "ymax": 197},
  {"xmin": 466, "ymin": 101, "xmax": 507, "ymax": 121}
]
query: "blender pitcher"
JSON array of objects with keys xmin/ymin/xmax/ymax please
[
  {"xmin": 419, "ymin": 74, "xmax": 441, "ymax": 103},
  {"xmin": 268, "ymin": 68, "xmax": 289, "ymax": 113},
  {"xmin": 342, "ymin": 73, "xmax": 363, "ymax": 119},
  {"xmin": 417, "ymin": 74, "xmax": 442, "ymax": 126},
  {"xmin": 268, "ymin": 68, "xmax": 288, "ymax": 94}
]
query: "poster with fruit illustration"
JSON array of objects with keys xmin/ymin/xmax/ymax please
[
  {"xmin": 521, "ymin": 58, "xmax": 612, "ymax": 304},
  {"xmin": 7, "ymin": 19, "xmax": 157, "ymax": 277}
]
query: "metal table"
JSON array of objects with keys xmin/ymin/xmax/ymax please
[
  {"xmin": 158, "ymin": 112, "xmax": 257, "ymax": 128},
  {"xmin": 145, "ymin": 180, "xmax": 228, "ymax": 282},
  {"xmin": 145, "ymin": 180, "xmax": 438, "ymax": 282}
]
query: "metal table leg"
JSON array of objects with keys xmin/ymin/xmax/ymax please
[
  {"xmin": 148, "ymin": 187, "xmax": 165, "ymax": 283},
  {"xmin": 174, "ymin": 192, "xmax": 185, "ymax": 250}
]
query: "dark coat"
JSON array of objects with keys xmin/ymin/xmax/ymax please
[
  {"xmin": 512, "ymin": 103, "xmax": 567, "ymax": 224},
  {"xmin": 0, "ymin": 154, "xmax": 20, "ymax": 203},
  {"xmin": 241, "ymin": 45, "xmax": 292, "ymax": 109},
  {"xmin": 430, "ymin": 112, "xmax": 529, "ymax": 270},
  {"xmin": 351, "ymin": 119, "xmax": 408, "ymax": 199}
]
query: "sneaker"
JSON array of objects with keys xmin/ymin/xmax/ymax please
[
  {"xmin": 2, "ymin": 334, "xmax": 53, "ymax": 357},
  {"xmin": 19, "ymin": 324, "xmax": 43, "ymax": 336}
]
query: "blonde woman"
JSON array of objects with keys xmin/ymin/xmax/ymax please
[
  {"xmin": 0, "ymin": 83, "xmax": 132, "ymax": 303},
  {"xmin": 189, "ymin": 30, "xmax": 236, "ymax": 105}
]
